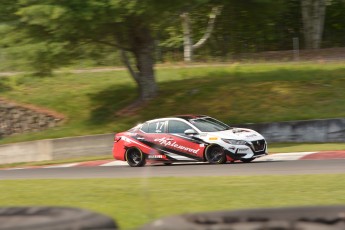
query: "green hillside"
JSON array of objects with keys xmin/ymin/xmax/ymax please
[{"xmin": 1, "ymin": 62, "xmax": 345, "ymax": 144}]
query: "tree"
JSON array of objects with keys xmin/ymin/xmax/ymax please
[
  {"xmin": 0, "ymin": 0, "xmax": 208, "ymax": 102},
  {"xmin": 181, "ymin": 5, "xmax": 222, "ymax": 62},
  {"xmin": 323, "ymin": 0, "xmax": 345, "ymax": 47},
  {"xmin": 179, "ymin": 0, "xmax": 287, "ymax": 60},
  {"xmin": 301, "ymin": 0, "xmax": 326, "ymax": 49}
]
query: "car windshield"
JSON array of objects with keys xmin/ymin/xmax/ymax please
[{"xmin": 189, "ymin": 117, "xmax": 231, "ymax": 132}]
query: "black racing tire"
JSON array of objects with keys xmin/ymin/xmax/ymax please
[
  {"xmin": 125, "ymin": 148, "xmax": 146, "ymax": 167},
  {"xmin": 164, "ymin": 162, "xmax": 173, "ymax": 166},
  {"xmin": 0, "ymin": 206, "xmax": 118, "ymax": 230},
  {"xmin": 139, "ymin": 205, "xmax": 345, "ymax": 230},
  {"xmin": 240, "ymin": 158, "xmax": 255, "ymax": 163},
  {"xmin": 205, "ymin": 145, "xmax": 226, "ymax": 164}
]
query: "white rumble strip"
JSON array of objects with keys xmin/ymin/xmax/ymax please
[
  {"xmin": 44, "ymin": 163, "xmax": 80, "ymax": 168},
  {"xmin": 255, "ymin": 152, "xmax": 317, "ymax": 161},
  {"xmin": 100, "ymin": 161, "xmax": 128, "ymax": 167}
]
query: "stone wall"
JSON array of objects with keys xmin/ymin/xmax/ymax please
[
  {"xmin": 0, "ymin": 99, "xmax": 64, "ymax": 138},
  {"xmin": 238, "ymin": 118, "xmax": 345, "ymax": 143}
]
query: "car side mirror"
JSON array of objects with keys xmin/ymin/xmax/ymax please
[{"xmin": 184, "ymin": 129, "xmax": 197, "ymax": 135}]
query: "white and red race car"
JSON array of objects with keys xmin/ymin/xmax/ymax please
[{"xmin": 112, "ymin": 115, "xmax": 267, "ymax": 167}]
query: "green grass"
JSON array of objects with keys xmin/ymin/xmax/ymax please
[
  {"xmin": 1, "ymin": 62, "xmax": 345, "ymax": 144},
  {"xmin": 269, "ymin": 142, "xmax": 345, "ymax": 153},
  {"xmin": 1, "ymin": 175, "xmax": 345, "ymax": 229}
]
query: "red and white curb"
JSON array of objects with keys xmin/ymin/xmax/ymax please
[{"xmin": 2, "ymin": 151, "xmax": 345, "ymax": 170}]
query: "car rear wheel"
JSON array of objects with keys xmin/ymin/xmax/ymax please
[
  {"xmin": 126, "ymin": 148, "xmax": 146, "ymax": 167},
  {"xmin": 205, "ymin": 145, "xmax": 226, "ymax": 164},
  {"xmin": 241, "ymin": 158, "xmax": 255, "ymax": 163}
]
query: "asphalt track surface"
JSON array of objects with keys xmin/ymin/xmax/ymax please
[{"xmin": 1, "ymin": 159, "xmax": 345, "ymax": 180}]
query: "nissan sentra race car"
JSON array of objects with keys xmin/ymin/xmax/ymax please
[{"xmin": 112, "ymin": 115, "xmax": 267, "ymax": 167}]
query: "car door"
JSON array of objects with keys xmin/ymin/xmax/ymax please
[{"xmin": 161, "ymin": 120, "xmax": 206, "ymax": 161}]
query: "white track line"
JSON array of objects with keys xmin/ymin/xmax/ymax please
[
  {"xmin": 100, "ymin": 161, "xmax": 128, "ymax": 166},
  {"xmin": 44, "ymin": 163, "xmax": 80, "ymax": 168},
  {"xmin": 255, "ymin": 152, "xmax": 317, "ymax": 161}
]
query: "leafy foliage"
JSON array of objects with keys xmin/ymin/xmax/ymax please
[
  {"xmin": 0, "ymin": 1, "xmax": 202, "ymax": 71},
  {"xmin": 1, "ymin": 0, "xmax": 345, "ymax": 71}
]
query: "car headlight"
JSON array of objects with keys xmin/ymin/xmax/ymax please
[{"xmin": 222, "ymin": 139, "xmax": 247, "ymax": 145}]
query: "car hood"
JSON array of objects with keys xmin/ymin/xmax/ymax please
[{"xmin": 201, "ymin": 128, "xmax": 264, "ymax": 141}]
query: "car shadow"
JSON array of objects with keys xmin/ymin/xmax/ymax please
[{"xmin": 147, "ymin": 160, "xmax": 282, "ymax": 167}]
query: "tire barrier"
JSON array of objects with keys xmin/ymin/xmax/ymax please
[
  {"xmin": 2, "ymin": 205, "xmax": 345, "ymax": 229},
  {"xmin": 0, "ymin": 207, "xmax": 118, "ymax": 230},
  {"xmin": 139, "ymin": 205, "xmax": 345, "ymax": 230}
]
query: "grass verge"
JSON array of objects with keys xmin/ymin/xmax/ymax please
[
  {"xmin": 268, "ymin": 142, "xmax": 345, "ymax": 153},
  {"xmin": 1, "ymin": 175, "xmax": 345, "ymax": 229}
]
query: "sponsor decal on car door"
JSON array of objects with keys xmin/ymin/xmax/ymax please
[
  {"xmin": 155, "ymin": 120, "xmax": 206, "ymax": 161},
  {"xmin": 156, "ymin": 134, "xmax": 206, "ymax": 161}
]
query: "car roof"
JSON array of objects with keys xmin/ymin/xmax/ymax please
[
  {"xmin": 144, "ymin": 115, "xmax": 208, "ymax": 123},
  {"xmin": 171, "ymin": 114, "xmax": 208, "ymax": 120}
]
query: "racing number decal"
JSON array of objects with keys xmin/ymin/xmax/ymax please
[{"xmin": 155, "ymin": 121, "xmax": 165, "ymax": 133}]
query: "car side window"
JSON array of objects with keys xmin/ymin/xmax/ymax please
[
  {"xmin": 168, "ymin": 120, "xmax": 194, "ymax": 134},
  {"xmin": 148, "ymin": 121, "xmax": 166, "ymax": 133}
]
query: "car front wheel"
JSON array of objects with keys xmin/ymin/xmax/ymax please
[
  {"xmin": 126, "ymin": 148, "xmax": 146, "ymax": 167},
  {"xmin": 205, "ymin": 145, "xmax": 226, "ymax": 164}
]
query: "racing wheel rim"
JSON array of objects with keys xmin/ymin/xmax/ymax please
[
  {"xmin": 206, "ymin": 145, "xmax": 226, "ymax": 164},
  {"xmin": 126, "ymin": 148, "xmax": 146, "ymax": 167}
]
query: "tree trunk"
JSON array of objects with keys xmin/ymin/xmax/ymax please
[
  {"xmin": 301, "ymin": 0, "xmax": 326, "ymax": 49},
  {"xmin": 181, "ymin": 6, "xmax": 222, "ymax": 62},
  {"xmin": 134, "ymin": 44, "xmax": 157, "ymax": 101},
  {"xmin": 122, "ymin": 25, "xmax": 158, "ymax": 102},
  {"xmin": 181, "ymin": 12, "xmax": 193, "ymax": 62}
]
